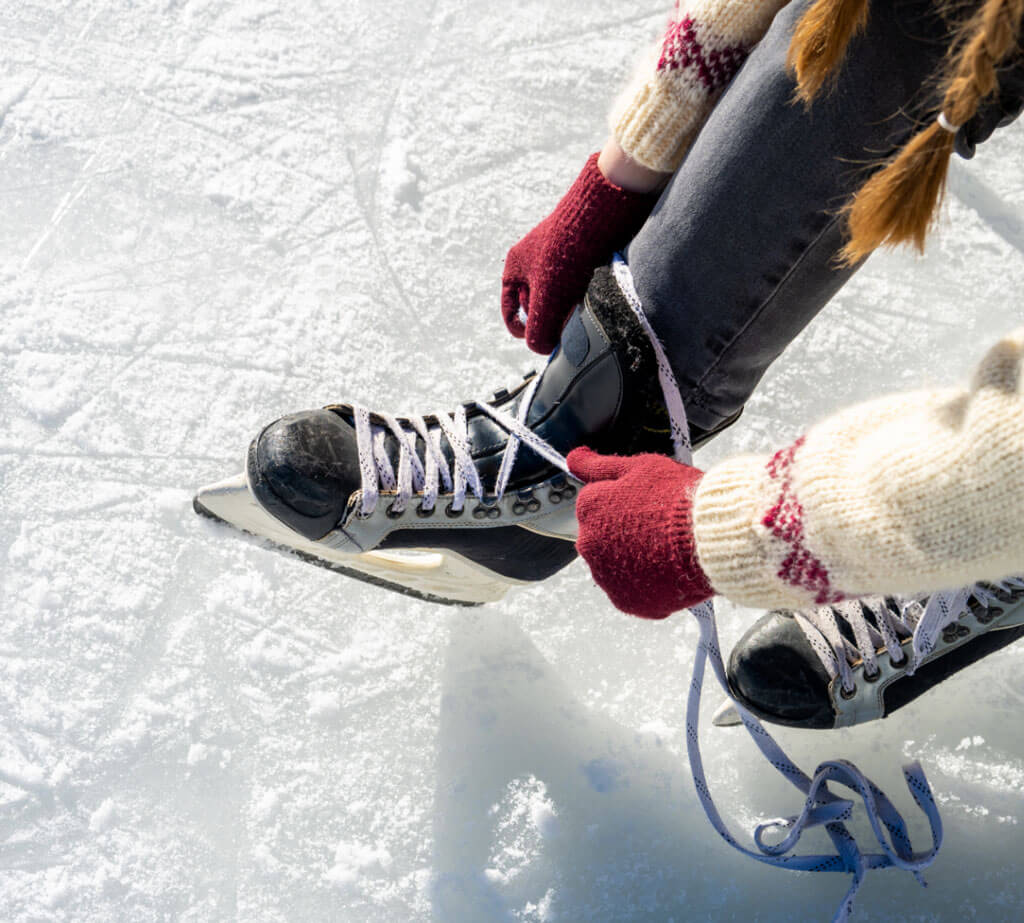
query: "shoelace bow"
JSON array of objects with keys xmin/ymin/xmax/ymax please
[{"xmin": 350, "ymin": 254, "xmax": 1001, "ymax": 921}]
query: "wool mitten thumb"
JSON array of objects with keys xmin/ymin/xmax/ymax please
[
  {"xmin": 502, "ymin": 153, "xmax": 658, "ymax": 355},
  {"xmin": 568, "ymin": 447, "xmax": 714, "ymax": 619}
]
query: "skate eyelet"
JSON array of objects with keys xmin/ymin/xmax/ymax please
[
  {"xmin": 512, "ymin": 502, "xmax": 526, "ymax": 515},
  {"xmin": 386, "ymin": 502, "xmax": 404, "ymax": 519},
  {"xmin": 487, "ymin": 507, "xmax": 501, "ymax": 520},
  {"xmin": 561, "ymin": 485, "xmax": 577, "ymax": 500},
  {"xmin": 548, "ymin": 491, "xmax": 562, "ymax": 504},
  {"xmin": 472, "ymin": 507, "xmax": 487, "ymax": 520},
  {"xmin": 863, "ymin": 667, "xmax": 881, "ymax": 684},
  {"xmin": 445, "ymin": 502, "xmax": 463, "ymax": 518},
  {"xmin": 889, "ymin": 654, "xmax": 908, "ymax": 670},
  {"xmin": 416, "ymin": 503, "xmax": 435, "ymax": 518},
  {"xmin": 956, "ymin": 623, "xmax": 971, "ymax": 638},
  {"xmin": 839, "ymin": 684, "xmax": 857, "ymax": 700},
  {"xmin": 550, "ymin": 475, "xmax": 567, "ymax": 490},
  {"xmin": 992, "ymin": 584, "xmax": 1021, "ymax": 604},
  {"xmin": 355, "ymin": 508, "xmax": 373, "ymax": 520},
  {"xmin": 526, "ymin": 499, "xmax": 541, "ymax": 513}
]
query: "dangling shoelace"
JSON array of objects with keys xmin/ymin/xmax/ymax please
[
  {"xmin": 352, "ymin": 253, "xmax": 967, "ymax": 920},
  {"xmin": 798, "ymin": 580, "xmax": 1024, "ymax": 696},
  {"xmin": 610, "ymin": 255, "xmax": 945, "ymax": 922},
  {"xmin": 350, "ymin": 373, "xmax": 566, "ymax": 518}
]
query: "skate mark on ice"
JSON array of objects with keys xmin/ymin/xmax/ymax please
[
  {"xmin": 0, "ymin": 76, "xmax": 34, "ymax": 129},
  {"xmin": 0, "ymin": 166, "xmax": 126, "ymax": 195},
  {"xmin": 19, "ymin": 78, "xmax": 137, "ymax": 269},
  {"xmin": 949, "ymin": 161, "xmax": 1024, "ymax": 258},
  {"xmin": 137, "ymin": 94, "xmax": 343, "ymax": 189},
  {"xmin": 847, "ymin": 301, "xmax": 960, "ymax": 328},
  {"xmin": 344, "ymin": 145, "xmax": 417, "ymax": 319},
  {"xmin": 488, "ymin": 8, "xmax": 664, "ymax": 58},
  {"xmin": 0, "ymin": 448, "xmax": 230, "ymax": 466}
]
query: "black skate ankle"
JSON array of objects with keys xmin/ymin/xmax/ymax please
[
  {"xmin": 582, "ymin": 265, "xmax": 739, "ymax": 455},
  {"xmin": 581, "ymin": 266, "xmax": 675, "ymax": 457}
]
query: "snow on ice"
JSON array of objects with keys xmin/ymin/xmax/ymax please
[{"xmin": 2, "ymin": 0, "xmax": 1024, "ymax": 920}]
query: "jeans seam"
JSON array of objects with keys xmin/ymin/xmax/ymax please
[{"xmin": 684, "ymin": 212, "xmax": 845, "ymax": 412}]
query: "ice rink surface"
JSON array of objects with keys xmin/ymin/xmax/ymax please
[{"xmin": 2, "ymin": 1, "xmax": 1024, "ymax": 920}]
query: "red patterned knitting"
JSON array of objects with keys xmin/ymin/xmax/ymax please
[
  {"xmin": 657, "ymin": 16, "xmax": 749, "ymax": 89},
  {"xmin": 761, "ymin": 437, "xmax": 841, "ymax": 604},
  {"xmin": 569, "ymin": 447, "xmax": 714, "ymax": 619}
]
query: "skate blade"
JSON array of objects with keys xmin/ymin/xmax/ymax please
[
  {"xmin": 711, "ymin": 699, "xmax": 743, "ymax": 727},
  {"xmin": 193, "ymin": 473, "xmax": 518, "ymax": 606}
]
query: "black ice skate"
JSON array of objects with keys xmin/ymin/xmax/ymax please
[
  {"xmin": 713, "ymin": 580, "xmax": 1024, "ymax": 729},
  {"xmin": 194, "ymin": 268, "xmax": 724, "ymax": 606}
]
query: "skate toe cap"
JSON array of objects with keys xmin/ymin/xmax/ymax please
[
  {"xmin": 249, "ymin": 409, "xmax": 361, "ymax": 541},
  {"xmin": 727, "ymin": 612, "xmax": 836, "ymax": 729}
]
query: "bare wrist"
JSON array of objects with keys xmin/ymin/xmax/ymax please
[{"xmin": 597, "ymin": 140, "xmax": 670, "ymax": 194}]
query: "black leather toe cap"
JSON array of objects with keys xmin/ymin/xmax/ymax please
[
  {"xmin": 727, "ymin": 611, "xmax": 836, "ymax": 729},
  {"xmin": 248, "ymin": 409, "xmax": 361, "ymax": 541}
]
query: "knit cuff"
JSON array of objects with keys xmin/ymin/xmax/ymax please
[
  {"xmin": 692, "ymin": 456, "xmax": 813, "ymax": 610},
  {"xmin": 666, "ymin": 475, "xmax": 715, "ymax": 605},
  {"xmin": 611, "ymin": 79, "xmax": 709, "ymax": 174},
  {"xmin": 561, "ymin": 153, "xmax": 660, "ymax": 242}
]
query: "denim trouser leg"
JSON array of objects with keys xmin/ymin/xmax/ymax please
[{"xmin": 626, "ymin": 0, "xmax": 951, "ymax": 435}]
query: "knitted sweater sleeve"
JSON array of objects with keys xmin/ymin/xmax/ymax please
[
  {"xmin": 692, "ymin": 328, "xmax": 1024, "ymax": 610},
  {"xmin": 611, "ymin": 0, "xmax": 790, "ymax": 172}
]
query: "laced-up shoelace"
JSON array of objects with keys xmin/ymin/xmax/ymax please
[
  {"xmin": 351, "ymin": 373, "xmax": 567, "ymax": 518},
  {"xmin": 352, "ymin": 254, "xmax": 991, "ymax": 920},
  {"xmin": 799, "ymin": 580, "xmax": 1024, "ymax": 696}
]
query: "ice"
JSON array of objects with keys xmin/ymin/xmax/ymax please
[{"xmin": 1, "ymin": 1, "xmax": 1023, "ymax": 920}]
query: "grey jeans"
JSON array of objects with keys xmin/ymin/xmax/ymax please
[{"xmin": 625, "ymin": 0, "xmax": 952, "ymax": 435}]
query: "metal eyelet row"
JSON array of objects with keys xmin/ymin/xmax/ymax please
[
  {"xmin": 969, "ymin": 596, "xmax": 995, "ymax": 623},
  {"xmin": 385, "ymin": 501, "xmax": 459, "ymax": 519},
  {"xmin": 512, "ymin": 490, "xmax": 542, "ymax": 515},
  {"xmin": 844, "ymin": 648, "xmax": 911, "ymax": 698},
  {"xmin": 942, "ymin": 622, "xmax": 971, "ymax": 644},
  {"xmin": 373, "ymin": 474, "xmax": 581, "ymax": 522}
]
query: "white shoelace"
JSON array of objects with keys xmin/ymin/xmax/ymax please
[
  {"xmin": 351, "ymin": 374, "xmax": 567, "ymax": 517},
  {"xmin": 798, "ymin": 580, "xmax": 1024, "ymax": 696}
]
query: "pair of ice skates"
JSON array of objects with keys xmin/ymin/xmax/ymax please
[{"xmin": 195, "ymin": 267, "xmax": 1024, "ymax": 732}]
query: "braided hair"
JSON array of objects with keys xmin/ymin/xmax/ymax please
[{"xmin": 787, "ymin": 0, "xmax": 1024, "ymax": 263}]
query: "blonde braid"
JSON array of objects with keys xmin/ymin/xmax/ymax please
[
  {"xmin": 840, "ymin": 0, "xmax": 1024, "ymax": 263},
  {"xmin": 788, "ymin": 0, "xmax": 871, "ymax": 103}
]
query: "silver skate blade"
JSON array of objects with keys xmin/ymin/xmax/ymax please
[
  {"xmin": 711, "ymin": 699, "xmax": 743, "ymax": 727},
  {"xmin": 193, "ymin": 473, "xmax": 518, "ymax": 606}
]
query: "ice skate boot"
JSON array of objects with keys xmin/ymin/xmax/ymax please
[
  {"xmin": 194, "ymin": 268, "xmax": 728, "ymax": 606},
  {"xmin": 712, "ymin": 579, "xmax": 1024, "ymax": 729}
]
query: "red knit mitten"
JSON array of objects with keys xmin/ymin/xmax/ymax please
[
  {"xmin": 568, "ymin": 447, "xmax": 714, "ymax": 619},
  {"xmin": 502, "ymin": 153, "xmax": 658, "ymax": 355}
]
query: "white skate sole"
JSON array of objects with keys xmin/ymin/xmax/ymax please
[{"xmin": 193, "ymin": 473, "xmax": 527, "ymax": 606}]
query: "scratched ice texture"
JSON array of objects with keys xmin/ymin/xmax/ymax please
[{"xmin": 2, "ymin": 1, "xmax": 1024, "ymax": 920}]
